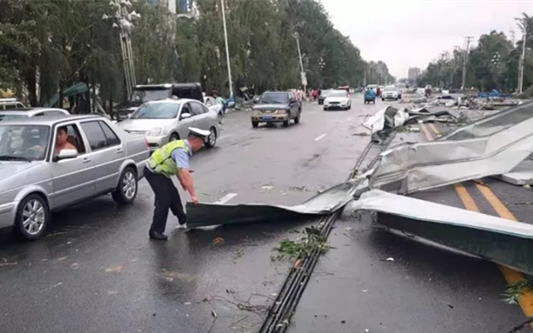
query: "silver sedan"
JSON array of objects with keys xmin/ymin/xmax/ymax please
[
  {"xmin": 0, "ymin": 115, "xmax": 149, "ymax": 240},
  {"xmin": 117, "ymin": 98, "xmax": 222, "ymax": 151}
]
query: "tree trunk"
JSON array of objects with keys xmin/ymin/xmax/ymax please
[{"xmin": 24, "ymin": 69, "xmax": 38, "ymax": 106}]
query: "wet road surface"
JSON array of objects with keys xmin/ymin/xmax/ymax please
[
  {"xmin": 288, "ymin": 97, "xmax": 531, "ymax": 333},
  {"xmin": 0, "ymin": 98, "xmax": 366, "ymax": 333},
  {"xmin": 1, "ymin": 95, "xmax": 530, "ymax": 333}
]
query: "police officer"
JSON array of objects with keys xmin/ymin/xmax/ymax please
[{"xmin": 143, "ymin": 127, "xmax": 210, "ymax": 240}]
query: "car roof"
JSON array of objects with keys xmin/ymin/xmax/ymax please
[
  {"xmin": 145, "ymin": 98, "xmax": 197, "ymax": 104},
  {"xmin": 263, "ymin": 91, "xmax": 289, "ymax": 94},
  {"xmin": 0, "ymin": 114, "xmax": 102, "ymax": 126},
  {"xmin": 0, "ymin": 108, "xmax": 69, "ymax": 116}
]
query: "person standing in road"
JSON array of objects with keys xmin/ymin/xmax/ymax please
[{"xmin": 143, "ymin": 127, "xmax": 210, "ymax": 241}]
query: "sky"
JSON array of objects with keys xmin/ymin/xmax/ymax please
[{"xmin": 320, "ymin": 0, "xmax": 533, "ymax": 78}]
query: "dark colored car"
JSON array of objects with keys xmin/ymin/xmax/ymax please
[
  {"xmin": 318, "ymin": 90, "xmax": 330, "ymax": 105},
  {"xmin": 116, "ymin": 83, "xmax": 204, "ymax": 121},
  {"xmin": 251, "ymin": 91, "xmax": 302, "ymax": 128}
]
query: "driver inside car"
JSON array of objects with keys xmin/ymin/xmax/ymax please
[{"xmin": 54, "ymin": 126, "xmax": 78, "ymax": 155}]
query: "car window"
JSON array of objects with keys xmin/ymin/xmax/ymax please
[
  {"xmin": 130, "ymin": 102, "xmax": 181, "ymax": 119},
  {"xmin": 99, "ymin": 121, "xmax": 121, "ymax": 146},
  {"xmin": 55, "ymin": 123, "xmax": 86, "ymax": 155},
  {"xmin": 0, "ymin": 124, "xmax": 51, "ymax": 161},
  {"xmin": 34, "ymin": 113, "xmax": 45, "ymax": 117},
  {"xmin": 190, "ymin": 102, "xmax": 206, "ymax": 116},
  {"xmin": 181, "ymin": 103, "xmax": 192, "ymax": 116},
  {"xmin": 204, "ymin": 97, "xmax": 213, "ymax": 106},
  {"xmin": 80, "ymin": 121, "xmax": 109, "ymax": 151},
  {"xmin": 259, "ymin": 93, "xmax": 289, "ymax": 104}
]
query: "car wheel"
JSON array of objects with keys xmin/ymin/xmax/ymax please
[
  {"xmin": 205, "ymin": 127, "xmax": 217, "ymax": 148},
  {"xmin": 169, "ymin": 133, "xmax": 179, "ymax": 142},
  {"xmin": 15, "ymin": 194, "xmax": 49, "ymax": 240},
  {"xmin": 112, "ymin": 167, "xmax": 138, "ymax": 205},
  {"xmin": 294, "ymin": 113, "xmax": 300, "ymax": 124},
  {"xmin": 252, "ymin": 121, "xmax": 259, "ymax": 128}
]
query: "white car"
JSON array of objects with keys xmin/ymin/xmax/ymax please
[
  {"xmin": 203, "ymin": 96, "xmax": 224, "ymax": 119},
  {"xmin": 323, "ymin": 90, "xmax": 351, "ymax": 111},
  {"xmin": 382, "ymin": 86, "xmax": 401, "ymax": 101},
  {"xmin": 117, "ymin": 99, "xmax": 221, "ymax": 152}
]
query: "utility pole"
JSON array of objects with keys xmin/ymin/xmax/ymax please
[
  {"xmin": 104, "ymin": 0, "xmax": 139, "ymax": 102},
  {"xmin": 293, "ymin": 32, "xmax": 306, "ymax": 93},
  {"xmin": 518, "ymin": 28, "xmax": 527, "ymax": 94},
  {"xmin": 221, "ymin": 0, "xmax": 233, "ymax": 98},
  {"xmin": 462, "ymin": 36, "xmax": 474, "ymax": 90}
]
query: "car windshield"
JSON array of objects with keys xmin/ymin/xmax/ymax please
[
  {"xmin": 0, "ymin": 124, "xmax": 50, "ymax": 161},
  {"xmin": 259, "ymin": 93, "xmax": 289, "ymax": 104},
  {"xmin": 130, "ymin": 102, "xmax": 181, "ymax": 119},
  {"xmin": 384, "ymin": 86, "xmax": 396, "ymax": 91},
  {"xmin": 131, "ymin": 89, "xmax": 171, "ymax": 103},
  {"xmin": 329, "ymin": 90, "xmax": 347, "ymax": 98},
  {"xmin": 0, "ymin": 114, "xmax": 26, "ymax": 122}
]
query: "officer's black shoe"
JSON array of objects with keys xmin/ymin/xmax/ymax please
[{"xmin": 149, "ymin": 231, "xmax": 168, "ymax": 241}]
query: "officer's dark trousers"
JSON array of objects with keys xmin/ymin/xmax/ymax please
[{"xmin": 143, "ymin": 167, "xmax": 187, "ymax": 234}]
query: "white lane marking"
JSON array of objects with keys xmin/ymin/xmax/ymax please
[
  {"xmin": 214, "ymin": 193, "xmax": 238, "ymax": 204},
  {"xmin": 314, "ymin": 133, "xmax": 327, "ymax": 141}
]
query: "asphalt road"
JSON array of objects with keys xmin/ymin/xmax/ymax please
[
  {"xmin": 0, "ymin": 97, "xmax": 368, "ymax": 333},
  {"xmin": 1, "ymin": 95, "xmax": 529, "ymax": 333}
]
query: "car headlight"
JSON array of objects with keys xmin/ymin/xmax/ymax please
[{"xmin": 146, "ymin": 127, "xmax": 164, "ymax": 136}]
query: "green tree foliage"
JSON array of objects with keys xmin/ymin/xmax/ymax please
[
  {"xmin": 0, "ymin": 0, "xmax": 388, "ymax": 109},
  {"xmin": 417, "ymin": 12, "xmax": 533, "ymax": 92}
]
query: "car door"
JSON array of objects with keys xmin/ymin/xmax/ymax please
[
  {"xmin": 288, "ymin": 93, "xmax": 298, "ymax": 117},
  {"xmin": 190, "ymin": 101, "xmax": 209, "ymax": 130},
  {"xmin": 80, "ymin": 120, "xmax": 126, "ymax": 194},
  {"xmin": 176, "ymin": 103, "xmax": 197, "ymax": 138},
  {"xmin": 49, "ymin": 122, "xmax": 95, "ymax": 208}
]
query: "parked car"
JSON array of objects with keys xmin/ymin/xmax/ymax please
[
  {"xmin": 116, "ymin": 83, "xmax": 204, "ymax": 121},
  {"xmin": 203, "ymin": 96, "xmax": 224, "ymax": 119},
  {"xmin": 117, "ymin": 98, "xmax": 221, "ymax": 151},
  {"xmin": 0, "ymin": 98, "xmax": 25, "ymax": 110},
  {"xmin": 382, "ymin": 86, "xmax": 401, "ymax": 101},
  {"xmin": 323, "ymin": 90, "xmax": 351, "ymax": 110},
  {"xmin": 251, "ymin": 91, "xmax": 301, "ymax": 128},
  {"xmin": 0, "ymin": 108, "xmax": 69, "ymax": 122},
  {"xmin": 0, "ymin": 115, "xmax": 149, "ymax": 240},
  {"xmin": 318, "ymin": 90, "xmax": 330, "ymax": 105}
]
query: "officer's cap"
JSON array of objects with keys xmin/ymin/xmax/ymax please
[{"xmin": 187, "ymin": 127, "xmax": 211, "ymax": 139}]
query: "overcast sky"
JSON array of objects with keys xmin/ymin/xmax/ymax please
[{"xmin": 320, "ymin": 0, "xmax": 533, "ymax": 78}]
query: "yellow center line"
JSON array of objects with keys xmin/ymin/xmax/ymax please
[
  {"xmin": 423, "ymin": 122, "xmax": 533, "ymax": 319},
  {"xmin": 428, "ymin": 123, "xmax": 441, "ymax": 137}
]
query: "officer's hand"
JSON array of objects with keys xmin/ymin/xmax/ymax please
[{"xmin": 191, "ymin": 196, "xmax": 199, "ymax": 205}]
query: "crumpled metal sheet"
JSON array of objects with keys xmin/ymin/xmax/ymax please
[
  {"xmin": 367, "ymin": 101, "xmax": 533, "ymax": 194},
  {"xmin": 186, "ymin": 181, "xmax": 360, "ymax": 228},
  {"xmin": 496, "ymin": 158, "xmax": 533, "ymax": 185},
  {"xmin": 352, "ymin": 190, "xmax": 533, "ymax": 275}
]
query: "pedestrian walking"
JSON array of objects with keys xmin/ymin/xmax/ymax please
[{"xmin": 143, "ymin": 127, "xmax": 210, "ymax": 240}]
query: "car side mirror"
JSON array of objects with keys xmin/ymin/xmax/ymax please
[
  {"xmin": 127, "ymin": 113, "xmax": 132, "ymax": 119},
  {"xmin": 290, "ymin": 98, "xmax": 296, "ymax": 104},
  {"xmin": 54, "ymin": 149, "xmax": 78, "ymax": 162},
  {"xmin": 180, "ymin": 112, "xmax": 191, "ymax": 120}
]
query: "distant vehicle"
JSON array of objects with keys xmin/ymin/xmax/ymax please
[
  {"xmin": 382, "ymin": 86, "xmax": 401, "ymax": 101},
  {"xmin": 364, "ymin": 89, "xmax": 376, "ymax": 104},
  {"xmin": 117, "ymin": 98, "xmax": 221, "ymax": 151},
  {"xmin": 318, "ymin": 90, "xmax": 331, "ymax": 105},
  {"xmin": 0, "ymin": 98, "xmax": 25, "ymax": 110},
  {"xmin": 116, "ymin": 83, "xmax": 204, "ymax": 121},
  {"xmin": 251, "ymin": 91, "xmax": 301, "ymax": 128},
  {"xmin": 203, "ymin": 96, "xmax": 224, "ymax": 119},
  {"xmin": 0, "ymin": 115, "xmax": 149, "ymax": 240},
  {"xmin": 0, "ymin": 108, "xmax": 69, "ymax": 122},
  {"xmin": 323, "ymin": 90, "xmax": 351, "ymax": 111}
]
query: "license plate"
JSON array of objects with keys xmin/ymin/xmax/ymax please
[{"xmin": 263, "ymin": 116, "xmax": 273, "ymax": 120}]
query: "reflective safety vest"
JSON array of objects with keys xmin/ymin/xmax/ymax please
[{"xmin": 147, "ymin": 140, "xmax": 190, "ymax": 177}]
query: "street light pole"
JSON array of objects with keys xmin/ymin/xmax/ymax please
[
  {"xmin": 220, "ymin": 0, "xmax": 233, "ymax": 98},
  {"xmin": 518, "ymin": 30, "xmax": 526, "ymax": 94}
]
